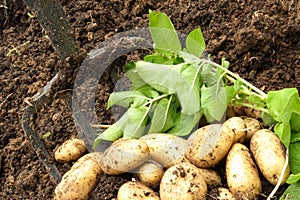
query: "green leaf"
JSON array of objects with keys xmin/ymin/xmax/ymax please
[
  {"xmin": 289, "ymin": 141, "xmax": 300, "ymax": 174},
  {"xmin": 168, "ymin": 112, "xmax": 202, "ymax": 136},
  {"xmin": 107, "ymin": 91, "xmax": 148, "ymax": 109},
  {"xmin": 123, "ymin": 105, "xmax": 150, "ymax": 139},
  {"xmin": 149, "ymin": 10, "xmax": 181, "ymax": 53},
  {"xmin": 291, "ymin": 132, "xmax": 300, "ymax": 143},
  {"xmin": 267, "ymin": 88, "xmax": 300, "ymax": 122},
  {"xmin": 135, "ymin": 61, "xmax": 200, "ymax": 115},
  {"xmin": 291, "ymin": 113, "xmax": 300, "ymax": 133},
  {"xmin": 148, "ymin": 97, "xmax": 174, "ymax": 133},
  {"xmin": 274, "ymin": 121, "xmax": 291, "ymax": 148},
  {"xmin": 201, "ymin": 84, "xmax": 227, "ymax": 122},
  {"xmin": 144, "ymin": 54, "xmax": 164, "ymax": 64},
  {"xmin": 280, "ymin": 181, "xmax": 300, "ymax": 200},
  {"xmin": 137, "ymin": 85, "xmax": 160, "ymax": 98},
  {"xmin": 261, "ymin": 112, "xmax": 277, "ymax": 126},
  {"xmin": 185, "ymin": 28, "xmax": 205, "ymax": 57},
  {"xmin": 93, "ymin": 112, "xmax": 130, "ymax": 149},
  {"xmin": 125, "ymin": 62, "xmax": 147, "ymax": 89},
  {"xmin": 287, "ymin": 173, "xmax": 300, "ymax": 184}
]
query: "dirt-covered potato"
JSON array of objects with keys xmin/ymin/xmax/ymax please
[
  {"xmin": 226, "ymin": 143, "xmax": 261, "ymax": 200},
  {"xmin": 54, "ymin": 152, "xmax": 103, "ymax": 200},
  {"xmin": 54, "ymin": 138, "xmax": 86, "ymax": 163},
  {"xmin": 160, "ymin": 162, "xmax": 207, "ymax": 200},
  {"xmin": 140, "ymin": 133, "xmax": 188, "ymax": 168},
  {"xmin": 135, "ymin": 161, "xmax": 164, "ymax": 187},
  {"xmin": 185, "ymin": 124, "xmax": 234, "ymax": 168},
  {"xmin": 199, "ymin": 168, "xmax": 221, "ymax": 186},
  {"xmin": 214, "ymin": 188, "xmax": 237, "ymax": 200},
  {"xmin": 117, "ymin": 181, "xmax": 160, "ymax": 200},
  {"xmin": 223, "ymin": 117, "xmax": 247, "ymax": 143},
  {"xmin": 250, "ymin": 129, "xmax": 290, "ymax": 185},
  {"xmin": 100, "ymin": 139, "xmax": 149, "ymax": 175},
  {"xmin": 241, "ymin": 117, "xmax": 261, "ymax": 141}
]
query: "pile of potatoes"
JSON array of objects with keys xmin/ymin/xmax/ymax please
[{"xmin": 53, "ymin": 116, "xmax": 290, "ymax": 200}]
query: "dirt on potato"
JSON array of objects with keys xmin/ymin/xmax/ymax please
[{"xmin": 0, "ymin": 0, "xmax": 299, "ymax": 199}]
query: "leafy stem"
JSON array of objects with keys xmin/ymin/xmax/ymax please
[
  {"xmin": 144, "ymin": 93, "xmax": 171, "ymax": 106},
  {"xmin": 200, "ymin": 59, "xmax": 268, "ymax": 100}
]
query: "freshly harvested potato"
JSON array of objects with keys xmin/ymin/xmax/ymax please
[
  {"xmin": 241, "ymin": 117, "xmax": 261, "ymax": 141},
  {"xmin": 244, "ymin": 107, "xmax": 261, "ymax": 119},
  {"xmin": 214, "ymin": 188, "xmax": 237, "ymax": 200},
  {"xmin": 54, "ymin": 152, "xmax": 103, "ymax": 200},
  {"xmin": 100, "ymin": 139, "xmax": 149, "ymax": 175},
  {"xmin": 140, "ymin": 133, "xmax": 188, "ymax": 168},
  {"xmin": 250, "ymin": 129, "xmax": 290, "ymax": 185},
  {"xmin": 54, "ymin": 138, "xmax": 86, "ymax": 163},
  {"xmin": 117, "ymin": 181, "xmax": 160, "ymax": 200},
  {"xmin": 185, "ymin": 124, "xmax": 234, "ymax": 168},
  {"xmin": 160, "ymin": 162, "xmax": 207, "ymax": 200},
  {"xmin": 135, "ymin": 161, "xmax": 164, "ymax": 187},
  {"xmin": 199, "ymin": 168, "xmax": 221, "ymax": 186},
  {"xmin": 223, "ymin": 117, "xmax": 247, "ymax": 143},
  {"xmin": 226, "ymin": 143, "xmax": 261, "ymax": 200}
]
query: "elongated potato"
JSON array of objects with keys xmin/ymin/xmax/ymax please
[
  {"xmin": 199, "ymin": 168, "xmax": 221, "ymax": 186},
  {"xmin": 250, "ymin": 129, "xmax": 290, "ymax": 185},
  {"xmin": 100, "ymin": 139, "xmax": 149, "ymax": 175},
  {"xmin": 117, "ymin": 181, "xmax": 160, "ymax": 200},
  {"xmin": 223, "ymin": 117, "xmax": 247, "ymax": 143},
  {"xmin": 185, "ymin": 124, "xmax": 234, "ymax": 168},
  {"xmin": 54, "ymin": 138, "xmax": 86, "ymax": 163},
  {"xmin": 160, "ymin": 162, "xmax": 207, "ymax": 200},
  {"xmin": 226, "ymin": 143, "xmax": 261, "ymax": 200},
  {"xmin": 140, "ymin": 133, "xmax": 188, "ymax": 168},
  {"xmin": 241, "ymin": 117, "xmax": 261, "ymax": 141},
  {"xmin": 54, "ymin": 152, "xmax": 103, "ymax": 200},
  {"xmin": 135, "ymin": 161, "xmax": 164, "ymax": 187}
]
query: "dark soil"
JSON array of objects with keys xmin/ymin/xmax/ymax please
[{"xmin": 1, "ymin": 0, "xmax": 299, "ymax": 199}]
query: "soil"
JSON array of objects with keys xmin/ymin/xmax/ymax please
[{"xmin": 0, "ymin": 0, "xmax": 299, "ymax": 199}]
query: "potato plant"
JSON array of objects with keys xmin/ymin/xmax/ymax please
[
  {"xmin": 91, "ymin": 11, "xmax": 300, "ymax": 198},
  {"xmin": 52, "ymin": 11, "xmax": 300, "ymax": 199}
]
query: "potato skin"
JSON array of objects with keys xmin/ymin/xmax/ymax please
[
  {"xmin": 226, "ymin": 143, "xmax": 261, "ymax": 200},
  {"xmin": 241, "ymin": 117, "xmax": 261, "ymax": 141},
  {"xmin": 185, "ymin": 124, "xmax": 234, "ymax": 168},
  {"xmin": 100, "ymin": 139, "xmax": 149, "ymax": 175},
  {"xmin": 215, "ymin": 188, "xmax": 237, "ymax": 200},
  {"xmin": 223, "ymin": 117, "xmax": 247, "ymax": 143},
  {"xmin": 135, "ymin": 161, "xmax": 164, "ymax": 187},
  {"xmin": 199, "ymin": 168, "xmax": 221, "ymax": 186},
  {"xmin": 54, "ymin": 138, "xmax": 86, "ymax": 163},
  {"xmin": 54, "ymin": 152, "xmax": 103, "ymax": 200},
  {"xmin": 117, "ymin": 181, "xmax": 160, "ymax": 200},
  {"xmin": 140, "ymin": 133, "xmax": 188, "ymax": 168},
  {"xmin": 160, "ymin": 162, "xmax": 207, "ymax": 200},
  {"xmin": 250, "ymin": 129, "xmax": 290, "ymax": 185}
]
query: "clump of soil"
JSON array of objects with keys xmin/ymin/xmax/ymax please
[{"xmin": 0, "ymin": 0, "xmax": 299, "ymax": 199}]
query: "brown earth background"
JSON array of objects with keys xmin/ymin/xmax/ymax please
[{"xmin": 0, "ymin": 0, "xmax": 300, "ymax": 199}]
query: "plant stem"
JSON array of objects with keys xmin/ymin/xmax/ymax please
[
  {"xmin": 144, "ymin": 93, "xmax": 171, "ymax": 106},
  {"xmin": 200, "ymin": 59, "xmax": 268, "ymax": 99},
  {"xmin": 235, "ymin": 102, "xmax": 270, "ymax": 114}
]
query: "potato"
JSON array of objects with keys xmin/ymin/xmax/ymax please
[
  {"xmin": 135, "ymin": 161, "xmax": 164, "ymax": 187},
  {"xmin": 185, "ymin": 124, "xmax": 234, "ymax": 168},
  {"xmin": 100, "ymin": 139, "xmax": 149, "ymax": 175},
  {"xmin": 160, "ymin": 162, "xmax": 207, "ymax": 200},
  {"xmin": 54, "ymin": 152, "xmax": 103, "ymax": 200},
  {"xmin": 215, "ymin": 188, "xmax": 237, "ymax": 200},
  {"xmin": 241, "ymin": 117, "xmax": 261, "ymax": 141},
  {"xmin": 54, "ymin": 138, "xmax": 86, "ymax": 163},
  {"xmin": 140, "ymin": 133, "xmax": 188, "ymax": 168},
  {"xmin": 250, "ymin": 129, "xmax": 290, "ymax": 185},
  {"xmin": 226, "ymin": 143, "xmax": 261, "ymax": 200},
  {"xmin": 117, "ymin": 181, "xmax": 160, "ymax": 200},
  {"xmin": 223, "ymin": 117, "xmax": 247, "ymax": 143},
  {"xmin": 199, "ymin": 168, "xmax": 221, "ymax": 186}
]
